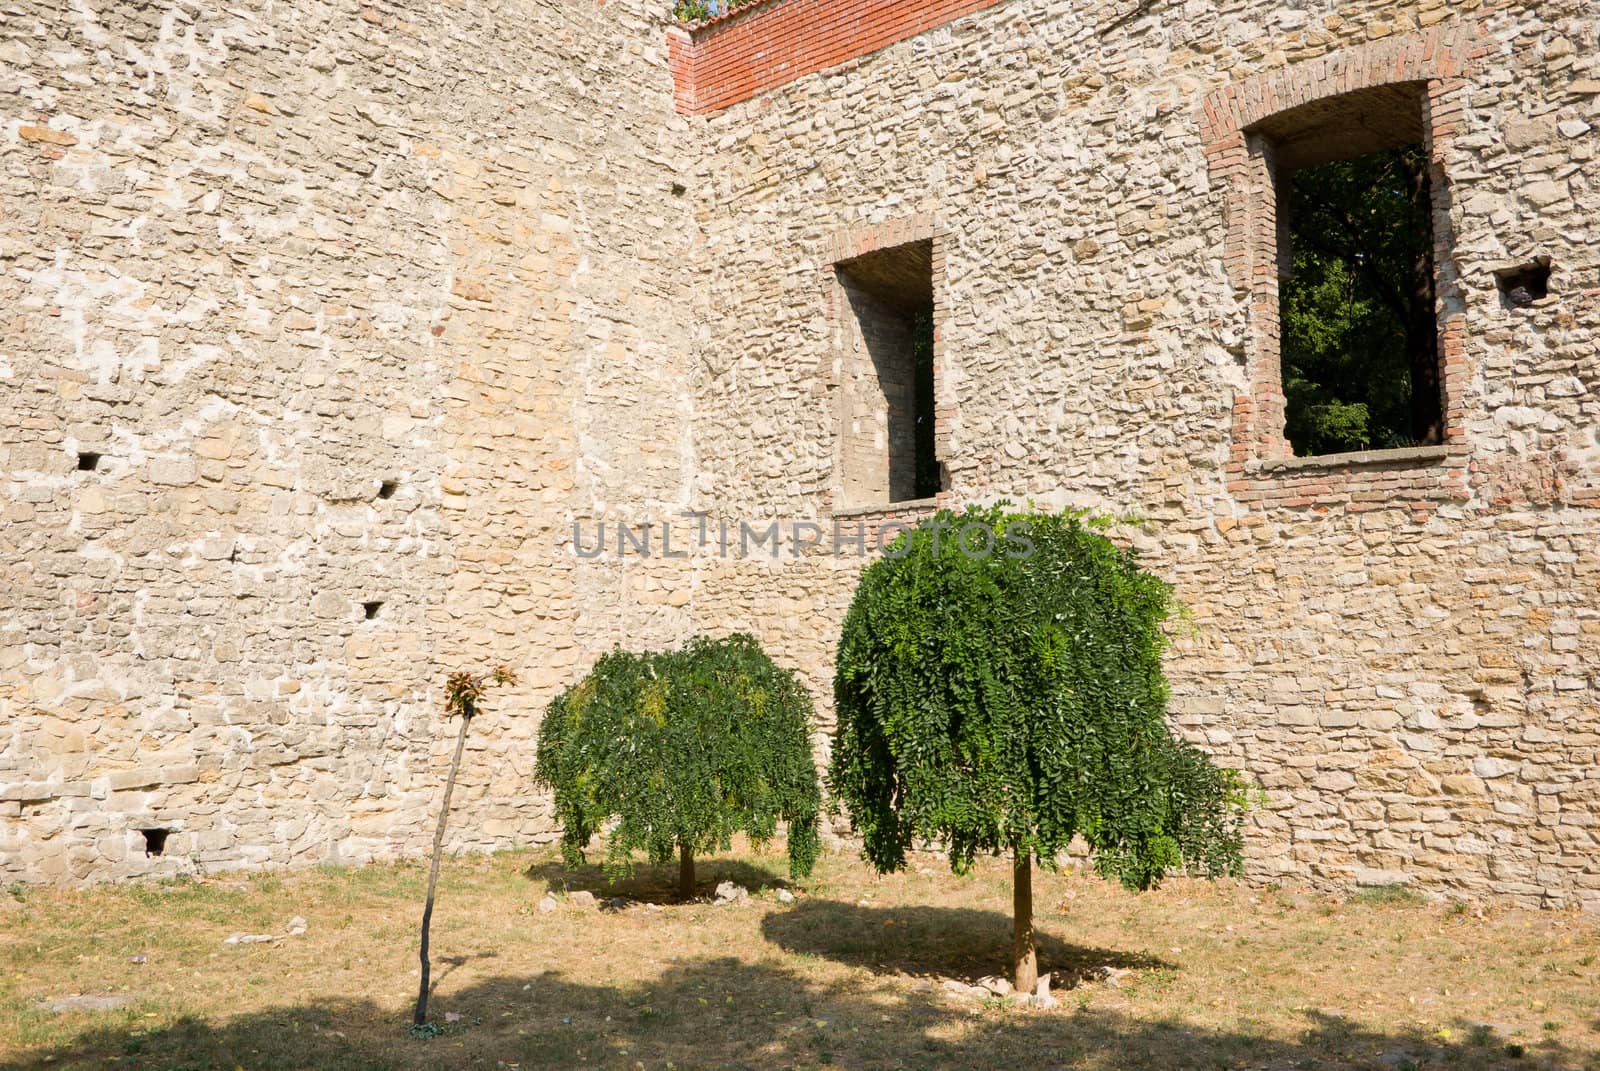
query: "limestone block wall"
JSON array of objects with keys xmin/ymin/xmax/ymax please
[
  {"xmin": 685, "ymin": 0, "xmax": 1600, "ymax": 907},
  {"xmin": 4, "ymin": 0, "xmax": 1596, "ymax": 907},
  {"xmin": 1, "ymin": 0, "xmax": 702, "ymax": 884}
]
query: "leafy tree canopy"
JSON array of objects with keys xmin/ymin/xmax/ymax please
[
  {"xmin": 536, "ymin": 633, "xmax": 822, "ymax": 896},
  {"xmin": 830, "ymin": 506, "xmax": 1246, "ymax": 891}
]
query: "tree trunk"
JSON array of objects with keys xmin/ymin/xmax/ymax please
[
  {"xmin": 1012, "ymin": 845, "xmax": 1038, "ymax": 995},
  {"xmin": 413, "ymin": 711, "xmax": 472, "ymax": 1026},
  {"xmin": 678, "ymin": 842, "xmax": 695, "ymax": 901}
]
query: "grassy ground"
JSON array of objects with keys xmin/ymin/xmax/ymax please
[{"xmin": 1, "ymin": 844, "xmax": 1596, "ymax": 1071}]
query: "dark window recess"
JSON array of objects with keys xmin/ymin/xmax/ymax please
[
  {"xmin": 911, "ymin": 310, "xmax": 936, "ymax": 497},
  {"xmin": 139, "ymin": 829, "xmax": 169, "ymax": 857},
  {"xmin": 836, "ymin": 239, "xmax": 940, "ymax": 503},
  {"xmin": 363, "ymin": 600, "xmax": 384, "ymax": 620},
  {"xmin": 377, "ymin": 479, "xmax": 398, "ymax": 500},
  {"xmin": 1495, "ymin": 257, "xmax": 1551, "ymax": 309},
  {"xmin": 77, "ymin": 452, "xmax": 101, "ymax": 471},
  {"xmin": 670, "ymin": 182, "xmax": 687, "ymax": 197},
  {"xmin": 1258, "ymin": 82, "xmax": 1445, "ymax": 457}
]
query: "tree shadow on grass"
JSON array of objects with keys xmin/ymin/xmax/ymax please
[
  {"xmin": 761, "ymin": 899, "xmax": 1166, "ymax": 986},
  {"xmin": 523, "ymin": 856, "xmax": 792, "ymax": 903},
  {"xmin": 427, "ymin": 949, "xmax": 499, "ymax": 994},
  {"xmin": 4, "ymin": 956, "xmax": 1582, "ymax": 1071}
]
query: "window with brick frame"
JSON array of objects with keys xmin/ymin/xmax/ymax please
[
  {"xmin": 1202, "ymin": 28, "xmax": 1475, "ymax": 497},
  {"xmin": 1252, "ymin": 83, "xmax": 1444, "ymax": 457},
  {"xmin": 833, "ymin": 238, "xmax": 941, "ymax": 508}
]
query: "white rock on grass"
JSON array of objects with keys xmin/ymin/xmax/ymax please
[
  {"xmin": 976, "ymin": 975, "xmax": 1013, "ymax": 997},
  {"xmin": 1095, "ymin": 966, "xmax": 1133, "ymax": 988},
  {"xmin": 940, "ymin": 979, "xmax": 987, "ymax": 999}
]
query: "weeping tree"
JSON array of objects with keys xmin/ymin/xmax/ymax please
[
  {"xmin": 535, "ymin": 633, "xmax": 821, "ymax": 900},
  {"xmin": 830, "ymin": 506, "xmax": 1248, "ymax": 994}
]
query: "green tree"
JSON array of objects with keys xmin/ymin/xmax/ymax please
[
  {"xmin": 536, "ymin": 633, "xmax": 822, "ymax": 900},
  {"xmin": 1280, "ymin": 145, "xmax": 1441, "ymax": 455},
  {"xmin": 830, "ymin": 506, "xmax": 1247, "ymax": 993}
]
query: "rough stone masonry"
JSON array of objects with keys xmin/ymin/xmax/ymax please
[{"xmin": 2, "ymin": 0, "xmax": 1597, "ymax": 909}]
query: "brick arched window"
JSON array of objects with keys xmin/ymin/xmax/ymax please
[{"xmin": 1201, "ymin": 27, "xmax": 1477, "ymax": 510}]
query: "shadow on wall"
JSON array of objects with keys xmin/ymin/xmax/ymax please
[{"xmin": 5, "ymin": 954, "xmax": 1585, "ymax": 1070}]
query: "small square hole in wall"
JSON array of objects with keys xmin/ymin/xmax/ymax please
[
  {"xmin": 363, "ymin": 600, "xmax": 384, "ymax": 620},
  {"xmin": 377, "ymin": 479, "xmax": 398, "ymax": 500},
  {"xmin": 1495, "ymin": 257, "xmax": 1551, "ymax": 309},
  {"xmin": 139, "ymin": 829, "xmax": 169, "ymax": 857},
  {"xmin": 670, "ymin": 182, "xmax": 687, "ymax": 197},
  {"xmin": 77, "ymin": 452, "xmax": 101, "ymax": 471}
]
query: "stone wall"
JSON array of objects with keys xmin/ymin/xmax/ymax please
[
  {"xmin": 683, "ymin": 0, "xmax": 1600, "ymax": 908},
  {"xmin": 1, "ymin": 0, "xmax": 702, "ymax": 883},
  {"xmin": 5, "ymin": 0, "xmax": 1597, "ymax": 908}
]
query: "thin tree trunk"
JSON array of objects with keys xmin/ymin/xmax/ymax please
[
  {"xmin": 413, "ymin": 712, "xmax": 472, "ymax": 1026},
  {"xmin": 1012, "ymin": 845, "xmax": 1037, "ymax": 995},
  {"xmin": 678, "ymin": 842, "xmax": 695, "ymax": 901}
]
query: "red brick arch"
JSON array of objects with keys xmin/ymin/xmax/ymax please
[{"xmin": 1199, "ymin": 25, "xmax": 1485, "ymax": 512}]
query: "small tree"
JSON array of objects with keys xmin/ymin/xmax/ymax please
[
  {"xmin": 830, "ymin": 506, "xmax": 1247, "ymax": 994},
  {"xmin": 536, "ymin": 633, "xmax": 821, "ymax": 900},
  {"xmin": 415, "ymin": 664, "xmax": 516, "ymax": 1029}
]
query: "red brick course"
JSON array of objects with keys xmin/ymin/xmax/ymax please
[{"xmin": 667, "ymin": 0, "xmax": 1008, "ymax": 115}]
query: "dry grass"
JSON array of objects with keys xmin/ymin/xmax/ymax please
[{"xmin": 1, "ymin": 843, "xmax": 1597, "ymax": 1070}]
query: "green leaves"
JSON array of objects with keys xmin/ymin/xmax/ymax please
[
  {"xmin": 829, "ymin": 506, "xmax": 1246, "ymax": 891},
  {"xmin": 672, "ymin": 0, "xmax": 761, "ymax": 23},
  {"xmin": 535, "ymin": 634, "xmax": 822, "ymax": 882}
]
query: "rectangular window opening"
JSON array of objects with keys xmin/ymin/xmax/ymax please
[
  {"xmin": 1259, "ymin": 83, "xmax": 1444, "ymax": 457},
  {"xmin": 835, "ymin": 239, "xmax": 939, "ymax": 505},
  {"xmin": 139, "ymin": 828, "xmax": 169, "ymax": 857},
  {"xmin": 77, "ymin": 452, "xmax": 101, "ymax": 471}
]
